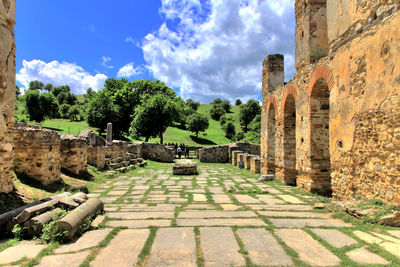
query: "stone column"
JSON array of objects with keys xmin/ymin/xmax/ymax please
[
  {"xmin": 0, "ymin": 0, "xmax": 16, "ymax": 193},
  {"xmin": 89, "ymin": 132, "xmax": 96, "ymax": 146},
  {"xmin": 106, "ymin": 123, "xmax": 112, "ymax": 145}
]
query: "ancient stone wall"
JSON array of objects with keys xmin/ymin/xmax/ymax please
[
  {"xmin": 127, "ymin": 143, "xmax": 142, "ymax": 158},
  {"xmin": 78, "ymin": 130, "xmax": 106, "ymax": 147},
  {"xmin": 0, "ymin": 0, "xmax": 16, "ymax": 193},
  {"xmin": 140, "ymin": 142, "xmax": 175, "ymax": 162},
  {"xmin": 87, "ymin": 146, "xmax": 105, "ymax": 170},
  {"xmin": 60, "ymin": 135, "xmax": 89, "ymax": 178},
  {"xmin": 261, "ymin": 1, "xmax": 400, "ymax": 203},
  {"xmin": 250, "ymin": 156, "xmax": 261, "ymax": 174},
  {"xmin": 13, "ymin": 124, "xmax": 61, "ymax": 185},
  {"xmin": 199, "ymin": 145, "xmax": 229, "ymax": 163}
]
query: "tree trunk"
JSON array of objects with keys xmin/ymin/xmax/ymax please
[
  {"xmin": 159, "ymin": 131, "xmax": 163, "ymax": 145},
  {"xmin": 196, "ymin": 132, "xmax": 199, "ymax": 138},
  {"xmin": 145, "ymin": 136, "xmax": 149, "ymax": 142}
]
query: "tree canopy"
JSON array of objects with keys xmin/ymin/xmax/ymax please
[
  {"xmin": 87, "ymin": 90, "xmax": 120, "ymax": 134},
  {"xmin": 239, "ymin": 99, "xmax": 261, "ymax": 132},
  {"xmin": 187, "ymin": 113, "xmax": 209, "ymax": 137}
]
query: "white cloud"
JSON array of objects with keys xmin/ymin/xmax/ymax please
[
  {"xmin": 117, "ymin": 63, "xmax": 142, "ymax": 78},
  {"xmin": 88, "ymin": 25, "xmax": 96, "ymax": 32},
  {"xmin": 16, "ymin": 59, "xmax": 108, "ymax": 94},
  {"xmin": 142, "ymin": 0, "xmax": 296, "ymax": 103},
  {"xmin": 101, "ymin": 56, "xmax": 114, "ymax": 69}
]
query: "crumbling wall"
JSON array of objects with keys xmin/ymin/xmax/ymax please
[
  {"xmin": 87, "ymin": 146, "xmax": 105, "ymax": 170},
  {"xmin": 141, "ymin": 142, "xmax": 175, "ymax": 162},
  {"xmin": 60, "ymin": 135, "xmax": 89, "ymax": 178},
  {"xmin": 13, "ymin": 124, "xmax": 61, "ymax": 185},
  {"xmin": 127, "ymin": 143, "xmax": 142, "ymax": 158},
  {"xmin": 0, "ymin": 0, "xmax": 16, "ymax": 193},
  {"xmin": 199, "ymin": 145, "xmax": 229, "ymax": 163}
]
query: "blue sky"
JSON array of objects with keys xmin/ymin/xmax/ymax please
[{"xmin": 15, "ymin": 0, "xmax": 295, "ymax": 103}]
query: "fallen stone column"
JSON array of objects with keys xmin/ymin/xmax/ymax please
[
  {"xmin": 24, "ymin": 208, "xmax": 61, "ymax": 236},
  {"xmin": 54, "ymin": 198, "xmax": 103, "ymax": 241}
]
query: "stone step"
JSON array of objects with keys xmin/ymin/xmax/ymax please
[
  {"xmin": 121, "ymin": 161, "xmax": 130, "ymax": 167},
  {"xmin": 127, "ymin": 165, "xmax": 136, "ymax": 171},
  {"xmin": 105, "ymin": 171, "xmax": 116, "ymax": 177},
  {"xmin": 139, "ymin": 161, "xmax": 147, "ymax": 167},
  {"xmin": 108, "ymin": 163, "xmax": 121, "ymax": 169},
  {"xmin": 137, "ymin": 158, "xmax": 144, "ymax": 163},
  {"xmin": 112, "ymin": 157, "xmax": 124, "ymax": 163},
  {"xmin": 129, "ymin": 159, "xmax": 138, "ymax": 164},
  {"xmin": 115, "ymin": 167, "xmax": 127, "ymax": 173}
]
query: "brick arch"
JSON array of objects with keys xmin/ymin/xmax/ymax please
[
  {"xmin": 281, "ymin": 84, "xmax": 298, "ymax": 116},
  {"xmin": 307, "ymin": 65, "xmax": 335, "ymax": 97},
  {"xmin": 267, "ymin": 96, "xmax": 278, "ymax": 118}
]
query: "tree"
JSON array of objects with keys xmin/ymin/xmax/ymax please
[
  {"xmin": 186, "ymin": 99, "xmax": 200, "ymax": 111},
  {"xmin": 25, "ymin": 91, "xmax": 58, "ymax": 122},
  {"xmin": 87, "ymin": 90, "xmax": 120, "ymax": 134},
  {"xmin": 187, "ymin": 113, "xmax": 209, "ymax": 137},
  {"xmin": 239, "ymin": 99, "xmax": 261, "ymax": 132},
  {"xmin": 219, "ymin": 114, "xmax": 233, "ymax": 126},
  {"xmin": 59, "ymin": 103, "xmax": 71, "ymax": 119},
  {"xmin": 243, "ymin": 115, "xmax": 261, "ymax": 143},
  {"xmin": 16, "ymin": 85, "xmax": 21, "ymax": 97},
  {"xmin": 67, "ymin": 105, "xmax": 81, "ymax": 121},
  {"xmin": 44, "ymin": 83, "xmax": 53, "ymax": 91},
  {"xmin": 29, "ymin": 80, "xmax": 44, "ymax": 90},
  {"xmin": 235, "ymin": 99, "xmax": 242, "ymax": 106},
  {"xmin": 221, "ymin": 100, "xmax": 231, "ymax": 113},
  {"xmin": 223, "ymin": 121, "xmax": 236, "ymax": 140},
  {"xmin": 211, "ymin": 98, "xmax": 222, "ymax": 105},
  {"xmin": 130, "ymin": 94, "xmax": 178, "ymax": 144},
  {"xmin": 210, "ymin": 104, "xmax": 226, "ymax": 121}
]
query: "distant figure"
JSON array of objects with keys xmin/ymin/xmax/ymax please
[
  {"xmin": 185, "ymin": 146, "xmax": 190, "ymax": 158},
  {"xmin": 177, "ymin": 146, "xmax": 182, "ymax": 159}
]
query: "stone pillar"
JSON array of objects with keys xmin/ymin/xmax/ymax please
[
  {"xmin": 0, "ymin": 0, "xmax": 16, "ymax": 193},
  {"xmin": 250, "ymin": 156, "xmax": 261, "ymax": 174},
  {"xmin": 244, "ymin": 154, "xmax": 252, "ymax": 170},
  {"xmin": 89, "ymin": 132, "xmax": 96, "ymax": 146},
  {"xmin": 106, "ymin": 123, "xmax": 112, "ymax": 145}
]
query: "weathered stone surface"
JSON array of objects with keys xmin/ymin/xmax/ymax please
[
  {"xmin": 193, "ymin": 193, "xmax": 207, "ymax": 202},
  {"xmin": 237, "ymin": 228, "xmax": 293, "ymax": 266},
  {"xmin": 173, "ymin": 162, "xmax": 198, "ymax": 175},
  {"xmin": 107, "ymin": 220, "xmax": 171, "ymax": 228},
  {"xmin": 178, "ymin": 211, "xmax": 256, "ymax": 218},
  {"xmin": 311, "ymin": 229, "xmax": 357, "ymax": 248},
  {"xmin": 258, "ymin": 211, "xmax": 324, "ymax": 218},
  {"xmin": 55, "ymin": 229, "xmax": 111, "ymax": 253},
  {"xmin": 277, "ymin": 195, "xmax": 304, "ymax": 204},
  {"xmin": 0, "ymin": 241, "xmax": 47, "ymax": 265},
  {"xmin": 200, "ymin": 227, "xmax": 246, "ymax": 267},
  {"xmin": 258, "ymin": 174, "xmax": 274, "ymax": 182},
  {"xmin": 276, "ymin": 229, "xmax": 341, "ymax": 266},
  {"xmin": 270, "ymin": 218, "xmax": 349, "ymax": 228},
  {"xmin": 346, "ymin": 248, "xmax": 390, "ymax": 265},
  {"xmin": 107, "ymin": 212, "xmax": 174, "ymax": 219},
  {"xmin": 380, "ymin": 211, "xmax": 400, "ymax": 226},
  {"xmin": 60, "ymin": 135, "xmax": 90, "ymax": 178},
  {"xmin": 91, "ymin": 229, "xmax": 149, "ymax": 267},
  {"xmin": 141, "ymin": 142, "xmax": 175, "ymax": 162},
  {"xmin": 147, "ymin": 228, "xmax": 196, "ymax": 266},
  {"xmin": 249, "ymin": 204, "xmax": 313, "ymax": 211},
  {"xmin": 38, "ymin": 250, "xmax": 90, "ymax": 267},
  {"xmin": 177, "ymin": 218, "xmax": 266, "ymax": 227},
  {"xmin": 233, "ymin": 195, "xmax": 260, "ymax": 204},
  {"xmin": 212, "ymin": 194, "xmax": 232, "ymax": 203}
]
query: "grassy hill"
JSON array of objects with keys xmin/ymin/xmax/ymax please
[{"xmin": 16, "ymin": 96, "xmax": 242, "ymax": 146}]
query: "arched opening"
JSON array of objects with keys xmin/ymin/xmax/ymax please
[
  {"xmin": 267, "ymin": 105, "xmax": 276, "ymax": 175},
  {"xmin": 283, "ymin": 95, "xmax": 297, "ymax": 185},
  {"xmin": 310, "ymin": 78, "xmax": 331, "ymax": 196}
]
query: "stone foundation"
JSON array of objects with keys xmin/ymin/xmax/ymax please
[
  {"xmin": 13, "ymin": 124, "xmax": 61, "ymax": 186},
  {"xmin": 0, "ymin": 0, "xmax": 16, "ymax": 193},
  {"xmin": 232, "ymin": 151, "xmax": 242, "ymax": 166},
  {"xmin": 198, "ymin": 145, "xmax": 229, "ymax": 163},
  {"xmin": 173, "ymin": 162, "xmax": 198, "ymax": 175},
  {"xmin": 60, "ymin": 135, "xmax": 89, "ymax": 178},
  {"xmin": 250, "ymin": 156, "xmax": 261, "ymax": 173},
  {"xmin": 244, "ymin": 154, "xmax": 252, "ymax": 170},
  {"xmin": 87, "ymin": 146, "xmax": 106, "ymax": 170}
]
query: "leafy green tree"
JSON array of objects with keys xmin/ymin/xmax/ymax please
[
  {"xmin": 210, "ymin": 104, "xmax": 226, "ymax": 121},
  {"xmin": 67, "ymin": 105, "xmax": 81, "ymax": 121},
  {"xmin": 51, "ymin": 85, "xmax": 71, "ymax": 98},
  {"xmin": 130, "ymin": 94, "xmax": 178, "ymax": 144},
  {"xmin": 44, "ymin": 83, "xmax": 53, "ymax": 91},
  {"xmin": 211, "ymin": 98, "xmax": 222, "ymax": 105},
  {"xmin": 16, "ymin": 85, "xmax": 21, "ymax": 97},
  {"xmin": 59, "ymin": 103, "xmax": 71, "ymax": 119},
  {"xmin": 25, "ymin": 91, "xmax": 58, "ymax": 122},
  {"xmin": 243, "ymin": 115, "xmax": 261, "ymax": 143},
  {"xmin": 239, "ymin": 99, "xmax": 261, "ymax": 132},
  {"xmin": 29, "ymin": 80, "xmax": 44, "ymax": 90},
  {"xmin": 221, "ymin": 100, "xmax": 231, "ymax": 113},
  {"xmin": 223, "ymin": 121, "xmax": 236, "ymax": 140},
  {"xmin": 187, "ymin": 113, "xmax": 209, "ymax": 137},
  {"xmin": 186, "ymin": 99, "xmax": 200, "ymax": 111},
  {"xmin": 235, "ymin": 99, "xmax": 242, "ymax": 106},
  {"xmin": 87, "ymin": 90, "xmax": 120, "ymax": 134},
  {"xmin": 219, "ymin": 114, "xmax": 233, "ymax": 126}
]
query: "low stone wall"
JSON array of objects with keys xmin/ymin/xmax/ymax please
[
  {"xmin": 78, "ymin": 130, "xmax": 106, "ymax": 147},
  {"xmin": 141, "ymin": 143, "xmax": 175, "ymax": 162},
  {"xmin": 250, "ymin": 156, "xmax": 261, "ymax": 174},
  {"xmin": 87, "ymin": 146, "xmax": 106, "ymax": 170},
  {"xmin": 198, "ymin": 145, "xmax": 229, "ymax": 163},
  {"xmin": 60, "ymin": 135, "xmax": 89, "ymax": 178},
  {"xmin": 229, "ymin": 142, "xmax": 260, "ymax": 164},
  {"xmin": 232, "ymin": 151, "xmax": 242, "ymax": 166},
  {"xmin": 127, "ymin": 143, "xmax": 142, "ymax": 158},
  {"xmin": 13, "ymin": 124, "xmax": 61, "ymax": 185},
  {"xmin": 244, "ymin": 154, "xmax": 252, "ymax": 170}
]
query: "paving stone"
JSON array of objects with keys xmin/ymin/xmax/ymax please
[
  {"xmin": 91, "ymin": 229, "xmax": 149, "ymax": 267},
  {"xmin": 388, "ymin": 230, "xmax": 400, "ymax": 239},
  {"xmin": 346, "ymin": 248, "xmax": 390, "ymax": 265},
  {"xmin": 185, "ymin": 204, "xmax": 217, "ymax": 210},
  {"xmin": 248, "ymin": 204, "xmax": 312, "ymax": 211},
  {"xmin": 220, "ymin": 204, "xmax": 241, "ymax": 211},
  {"xmin": 277, "ymin": 195, "xmax": 304, "ymax": 204},
  {"xmin": 263, "ymin": 188, "xmax": 282, "ymax": 194},
  {"xmin": 178, "ymin": 211, "xmax": 256, "ymax": 218},
  {"xmin": 164, "ymin": 181, "xmax": 176, "ymax": 185},
  {"xmin": 178, "ymin": 181, "xmax": 192, "ymax": 186},
  {"xmin": 99, "ymin": 196, "xmax": 119, "ymax": 203},
  {"xmin": 107, "ymin": 190, "xmax": 127, "ymax": 196},
  {"xmin": 0, "ymin": 241, "xmax": 47, "ymax": 265},
  {"xmin": 186, "ymin": 189, "xmax": 205, "ymax": 193},
  {"xmin": 38, "ymin": 250, "xmax": 90, "ymax": 267},
  {"xmin": 237, "ymin": 228, "xmax": 293, "ymax": 266},
  {"xmin": 107, "ymin": 220, "xmax": 171, "ymax": 228},
  {"xmin": 258, "ymin": 211, "xmax": 325, "ymax": 218},
  {"xmin": 208, "ymin": 187, "xmax": 224, "ymax": 194},
  {"xmin": 55, "ymin": 229, "xmax": 112, "ymax": 253},
  {"xmin": 276, "ymin": 229, "xmax": 340, "ymax": 266},
  {"xmin": 311, "ymin": 229, "xmax": 357, "ymax": 248},
  {"xmin": 353, "ymin": 230, "xmax": 383, "ymax": 244},
  {"xmin": 193, "ymin": 194, "xmax": 207, "ymax": 202},
  {"xmin": 212, "ymin": 194, "xmax": 232, "ymax": 203},
  {"xmin": 133, "ymin": 185, "xmax": 150, "ymax": 190},
  {"xmin": 372, "ymin": 232, "xmax": 400, "ymax": 244},
  {"xmin": 270, "ymin": 218, "xmax": 349, "ymax": 227},
  {"xmin": 257, "ymin": 195, "xmax": 285, "ymax": 204},
  {"xmin": 168, "ymin": 197, "xmax": 187, "ymax": 203},
  {"xmin": 177, "ymin": 218, "xmax": 266, "ymax": 226},
  {"xmin": 107, "ymin": 212, "xmax": 174, "ymax": 219},
  {"xmin": 147, "ymin": 228, "xmax": 196, "ymax": 266},
  {"xmin": 234, "ymin": 195, "xmax": 260, "ymax": 204},
  {"xmin": 200, "ymin": 227, "xmax": 245, "ymax": 267},
  {"xmin": 130, "ymin": 190, "xmax": 147, "ymax": 195}
]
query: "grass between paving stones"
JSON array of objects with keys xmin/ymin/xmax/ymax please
[
  {"xmin": 23, "ymin": 242, "xmax": 60, "ymax": 267},
  {"xmin": 136, "ymin": 226, "xmax": 158, "ymax": 267},
  {"xmin": 0, "ymin": 238, "xmax": 19, "ymax": 252},
  {"xmin": 193, "ymin": 227, "xmax": 204, "ymax": 267}
]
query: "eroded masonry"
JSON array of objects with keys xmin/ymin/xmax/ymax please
[{"xmin": 261, "ymin": 0, "xmax": 400, "ymax": 203}]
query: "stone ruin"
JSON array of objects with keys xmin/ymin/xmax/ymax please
[{"xmin": 261, "ymin": 0, "xmax": 400, "ymax": 203}]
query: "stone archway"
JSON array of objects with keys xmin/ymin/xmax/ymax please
[
  {"xmin": 267, "ymin": 99, "xmax": 277, "ymax": 175},
  {"xmin": 283, "ymin": 94, "xmax": 297, "ymax": 185},
  {"xmin": 309, "ymin": 78, "xmax": 331, "ymax": 195}
]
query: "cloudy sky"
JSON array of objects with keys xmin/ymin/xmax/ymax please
[{"xmin": 16, "ymin": 0, "xmax": 295, "ymax": 103}]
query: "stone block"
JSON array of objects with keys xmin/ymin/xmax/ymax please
[{"xmin": 173, "ymin": 162, "xmax": 198, "ymax": 175}]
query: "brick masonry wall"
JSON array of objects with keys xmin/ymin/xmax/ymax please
[
  {"xmin": 199, "ymin": 145, "xmax": 229, "ymax": 163},
  {"xmin": 13, "ymin": 124, "xmax": 61, "ymax": 185},
  {"xmin": 0, "ymin": 0, "xmax": 16, "ymax": 193}
]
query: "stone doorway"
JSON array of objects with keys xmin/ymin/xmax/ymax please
[
  {"xmin": 267, "ymin": 105, "xmax": 276, "ymax": 175},
  {"xmin": 283, "ymin": 95, "xmax": 297, "ymax": 185},
  {"xmin": 310, "ymin": 78, "xmax": 331, "ymax": 196}
]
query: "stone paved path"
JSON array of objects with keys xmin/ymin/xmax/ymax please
[{"xmin": 2, "ymin": 161, "xmax": 400, "ymax": 266}]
